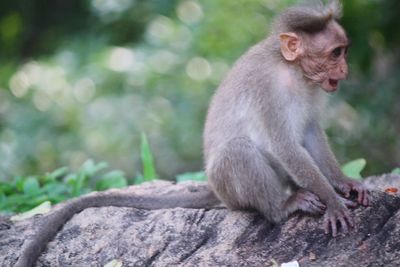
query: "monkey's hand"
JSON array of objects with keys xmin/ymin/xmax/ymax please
[
  {"xmin": 334, "ymin": 178, "xmax": 370, "ymax": 207},
  {"xmin": 323, "ymin": 203, "xmax": 354, "ymax": 237}
]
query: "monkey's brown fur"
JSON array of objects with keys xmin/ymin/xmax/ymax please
[{"xmin": 15, "ymin": 2, "xmax": 369, "ymax": 267}]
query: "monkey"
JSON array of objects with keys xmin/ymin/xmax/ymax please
[
  {"xmin": 15, "ymin": 1, "xmax": 369, "ymax": 267},
  {"xmin": 203, "ymin": 0, "xmax": 369, "ymax": 239}
]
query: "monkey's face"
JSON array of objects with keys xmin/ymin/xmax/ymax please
[
  {"xmin": 301, "ymin": 46, "xmax": 349, "ymax": 92},
  {"xmin": 299, "ymin": 22, "xmax": 349, "ymax": 93}
]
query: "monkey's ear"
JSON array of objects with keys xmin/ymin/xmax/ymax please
[{"xmin": 279, "ymin": 32, "xmax": 303, "ymax": 61}]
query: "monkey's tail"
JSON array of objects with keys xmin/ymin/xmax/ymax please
[{"xmin": 15, "ymin": 184, "xmax": 220, "ymax": 267}]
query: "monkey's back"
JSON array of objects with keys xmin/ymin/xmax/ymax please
[{"xmin": 204, "ymin": 39, "xmax": 281, "ymax": 162}]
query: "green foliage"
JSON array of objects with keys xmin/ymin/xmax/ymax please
[
  {"xmin": 341, "ymin": 159, "xmax": 367, "ymax": 180},
  {"xmin": 176, "ymin": 171, "xmax": 207, "ymax": 183},
  {"xmin": 0, "ymin": 134, "xmax": 163, "ymax": 212},
  {"xmin": 66, "ymin": 160, "xmax": 109, "ymax": 196},
  {"xmin": 391, "ymin": 168, "xmax": 400, "ymax": 175},
  {"xmin": 0, "ymin": 160, "xmax": 128, "ymax": 213},
  {"xmin": 0, "ymin": 0, "xmax": 399, "ymax": 201},
  {"xmin": 140, "ymin": 133, "xmax": 158, "ymax": 182},
  {"xmin": 96, "ymin": 170, "xmax": 128, "ymax": 191}
]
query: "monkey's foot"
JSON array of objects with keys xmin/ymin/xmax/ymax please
[
  {"xmin": 285, "ymin": 189, "xmax": 326, "ymax": 215},
  {"xmin": 323, "ymin": 205, "xmax": 354, "ymax": 237}
]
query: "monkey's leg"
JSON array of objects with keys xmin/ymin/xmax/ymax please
[{"xmin": 207, "ymin": 137, "xmax": 325, "ymax": 223}]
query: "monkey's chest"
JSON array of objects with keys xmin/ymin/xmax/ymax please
[{"xmin": 284, "ymin": 100, "xmax": 311, "ymax": 142}]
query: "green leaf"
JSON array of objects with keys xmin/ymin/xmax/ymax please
[
  {"xmin": 23, "ymin": 177, "xmax": 41, "ymax": 195},
  {"xmin": 42, "ymin": 182, "xmax": 69, "ymax": 198},
  {"xmin": 80, "ymin": 159, "xmax": 108, "ymax": 176},
  {"xmin": 15, "ymin": 176, "xmax": 25, "ymax": 192},
  {"xmin": 391, "ymin": 168, "xmax": 400, "ymax": 174},
  {"xmin": 341, "ymin": 158, "xmax": 367, "ymax": 180},
  {"xmin": 66, "ymin": 173, "xmax": 78, "ymax": 185},
  {"xmin": 96, "ymin": 170, "xmax": 128, "ymax": 190},
  {"xmin": 0, "ymin": 181, "xmax": 14, "ymax": 195},
  {"xmin": 47, "ymin": 167, "xmax": 69, "ymax": 181},
  {"xmin": 176, "ymin": 171, "xmax": 207, "ymax": 183},
  {"xmin": 73, "ymin": 173, "xmax": 86, "ymax": 197},
  {"xmin": 140, "ymin": 133, "xmax": 158, "ymax": 181},
  {"xmin": 66, "ymin": 173, "xmax": 78, "ymax": 190},
  {"xmin": 133, "ymin": 173, "xmax": 145, "ymax": 185},
  {"xmin": 103, "ymin": 259, "xmax": 123, "ymax": 267},
  {"xmin": 38, "ymin": 167, "xmax": 67, "ymax": 185},
  {"xmin": 0, "ymin": 194, "xmax": 28, "ymax": 212},
  {"xmin": 10, "ymin": 201, "xmax": 51, "ymax": 222}
]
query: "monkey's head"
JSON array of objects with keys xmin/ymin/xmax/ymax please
[{"xmin": 275, "ymin": 1, "xmax": 349, "ymax": 92}]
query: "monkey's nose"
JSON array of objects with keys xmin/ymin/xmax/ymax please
[{"xmin": 340, "ymin": 61, "xmax": 348, "ymax": 76}]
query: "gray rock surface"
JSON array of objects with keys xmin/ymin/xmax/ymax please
[{"xmin": 1, "ymin": 175, "xmax": 400, "ymax": 267}]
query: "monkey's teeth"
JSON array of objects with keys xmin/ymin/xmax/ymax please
[{"xmin": 329, "ymin": 79, "xmax": 338, "ymax": 87}]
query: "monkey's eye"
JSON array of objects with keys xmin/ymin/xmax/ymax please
[{"xmin": 331, "ymin": 47, "xmax": 342, "ymax": 59}]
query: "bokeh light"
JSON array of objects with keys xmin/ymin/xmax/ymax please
[{"xmin": 0, "ymin": 0, "xmax": 398, "ymax": 178}]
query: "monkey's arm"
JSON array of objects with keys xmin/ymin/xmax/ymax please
[
  {"xmin": 270, "ymin": 134, "xmax": 355, "ymax": 236},
  {"xmin": 303, "ymin": 122, "xmax": 369, "ymax": 206},
  {"xmin": 15, "ymin": 186, "xmax": 219, "ymax": 267},
  {"xmin": 273, "ymin": 141, "xmax": 339, "ymax": 206}
]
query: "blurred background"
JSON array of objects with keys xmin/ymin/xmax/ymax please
[{"xmin": 0, "ymin": 0, "xmax": 399, "ymax": 180}]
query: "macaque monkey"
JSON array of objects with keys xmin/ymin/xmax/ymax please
[
  {"xmin": 15, "ymin": 1, "xmax": 369, "ymax": 267},
  {"xmin": 204, "ymin": 0, "xmax": 369, "ymax": 238}
]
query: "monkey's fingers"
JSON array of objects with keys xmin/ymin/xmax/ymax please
[
  {"xmin": 309, "ymin": 202, "xmax": 326, "ymax": 214},
  {"xmin": 335, "ymin": 182, "xmax": 351, "ymax": 198},
  {"xmin": 304, "ymin": 193, "xmax": 326, "ymax": 209},
  {"xmin": 360, "ymin": 189, "xmax": 370, "ymax": 206},
  {"xmin": 358, "ymin": 189, "xmax": 364, "ymax": 205},
  {"xmin": 342, "ymin": 198, "xmax": 358, "ymax": 209},
  {"xmin": 324, "ymin": 208, "xmax": 354, "ymax": 237},
  {"xmin": 312, "ymin": 198, "xmax": 326, "ymax": 212},
  {"xmin": 342, "ymin": 184, "xmax": 352, "ymax": 198},
  {"xmin": 362, "ymin": 191, "xmax": 370, "ymax": 206},
  {"xmin": 299, "ymin": 191, "xmax": 326, "ymax": 214},
  {"xmin": 352, "ymin": 184, "xmax": 370, "ymax": 206},
  {"xmin": 297, "ymin": 199, "xmax": 325, "ymax": 215},
  {"xmin": 330, "ymin": 217, "xmax": 338, "ymax": 237},
  {"xmin": 323, "ymin": 215, "xmax": 331, "ymax": 235},
  {"xmin": 345, "ymin": 211, "xmax": 355, "ymax": 228},
  {"xmin": 323, "ymin": 213, "xmax": 338, "ymax": 237},
  {"xmin": 338, "ymin": 216, "xmax": 349, "ymax": 234},
  {"xmin": 314, "ymin": 201, "xmax": 326, "ymax": 212},
  {"xmin": 338, "ymin": 210, "xmax": 355, "ymax": 236},
  {"xmin": 336, "ymin": 194, "xmax": 357, "ymax": 208}
]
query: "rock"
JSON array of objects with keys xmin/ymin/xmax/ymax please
[
  {"xmin": 365, "ymin": 173, "xmax": 400, "ymax": 192},
  {"xmin": 1, "ymin": 175, "xmax": 400, "ymax": 267}
]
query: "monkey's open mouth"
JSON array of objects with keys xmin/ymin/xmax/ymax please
[{"xmin": 329, "ymin": 79, "xmax": 338, "ymax": 88}]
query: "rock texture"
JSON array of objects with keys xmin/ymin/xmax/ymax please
[{"xmin": 1, "ymin": 174, "xmax": 400, "ymax": 267}]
